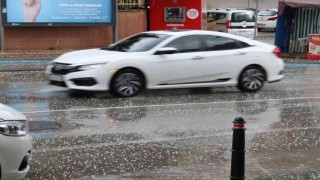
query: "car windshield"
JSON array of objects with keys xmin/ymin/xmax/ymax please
[
  {"xmin": 258, "ymin": 10, "xmax": 277, "ymax": 16},
  {"xmin": 231, "ymin": 12, "xmax": 255, "ymax": 22},
  {"xmin": 105, "ymin": 33, "xmax": 170, "ymax": 52}
]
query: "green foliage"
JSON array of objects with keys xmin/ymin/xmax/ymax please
[{"xmin": 118, "ymin": 0, "xmax": 146, "ymax": 10}]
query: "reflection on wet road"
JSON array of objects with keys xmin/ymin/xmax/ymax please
[{"xmin": 0, "ymin": 63, "xmax": 320, "ymax": 179}]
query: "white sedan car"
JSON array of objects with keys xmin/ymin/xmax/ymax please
[
  {"xmin": 257, "ymin": 9, "xmax": 278, "ymax": 32},
  {"xmin": 46, "ymin": 30, "xmax": 284, "ymax": 97},
  {"xmin": 0, "ymin": 104, "xmax": 32, "ymax": 180}
]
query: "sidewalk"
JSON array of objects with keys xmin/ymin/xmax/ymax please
[
  {"xmin": 0, "ymin": 50, "xmax": 70, "ymax": 71},
  {"xmin": 0, "ymin": 49, "xmax": 69, "ymax": 59}
]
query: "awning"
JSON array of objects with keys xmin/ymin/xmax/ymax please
[{"xmin": 278, "ymin": 0, "xmax": 320, "ymax": 16}]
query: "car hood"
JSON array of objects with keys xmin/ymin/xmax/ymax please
[
  {"xmin": 54, "ymin": 48, "xmax": 135, "ymax": 64},
  {"xmin": 0, "ymin": 103, "xmax": 26, "ymax": 121}
]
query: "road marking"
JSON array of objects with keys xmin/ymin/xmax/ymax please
[{"xmin": 22, "ymin": 96, "xmax": 320, "ymax": 114}]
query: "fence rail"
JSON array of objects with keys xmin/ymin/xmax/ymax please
[{"xmin": 118, "ymin": 0, "xmax": 147, "ymax": 10}]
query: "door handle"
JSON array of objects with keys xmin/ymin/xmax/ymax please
[
  {"xmin": 235, "ymin": 52, "xmax": 246, "ymax": 55},
  {"xmin": 192, "ymin": 56, "xmax": 204, "ymax": 60}
]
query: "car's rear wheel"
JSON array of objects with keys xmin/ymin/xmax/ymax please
[
  {"xmin": 258, "ymin": 28, "xmax": 262, "ymax": 32},
  {"xmin": 238, "ymin": 66, "xmax": 266, "ymax": 92},
  {"xmin": 110, "ymin": 69, "xmax": 144, "ymax": 97}
]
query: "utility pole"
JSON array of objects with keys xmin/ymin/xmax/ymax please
[
  {"xmin": 252, "ymin": 0, "xmax": 264, "ymax": 39},
  {"xmin": 113, "ymin": 0, "xmax": 118, "ymax": 43},
  {"xmin": 0, "ymin": 0, "xmax": 4, "ymax": 51},
  {"xmin": 254, "ymin": 0, "xmax": 259, "ymax": 39}
]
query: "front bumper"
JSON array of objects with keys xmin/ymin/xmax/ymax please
[
  {"xmin": 0, "ymin": 134, "xmax": 32, "ymax": 180},
  {"xmin": 46, "ymin": 65, "xmax": 114, "ymax": 91}
]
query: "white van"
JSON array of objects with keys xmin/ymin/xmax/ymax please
[{"xmin": 207, "ymin": 8, "xmax": 256, "ymax": 39}]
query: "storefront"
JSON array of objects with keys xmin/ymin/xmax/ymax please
[{"xmin": 275, "ymin": 0, "xmax": 320, "ymax": 55}]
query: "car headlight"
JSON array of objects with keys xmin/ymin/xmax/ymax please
[
  {"xmin": 0, "ymin": 120, "xmax": 28, "ymax": 136},
  {"xmin": 78, "ymin": 63, "xmax": 106, "ymax": 71}
]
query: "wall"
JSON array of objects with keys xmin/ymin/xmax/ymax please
[
  {"xmin": 3, "ymin": 10, "xmax": 147, "ymax": 50},
  {"xmin": 118, "ymin": 10, "xmax": 147, "ymax": 40}
]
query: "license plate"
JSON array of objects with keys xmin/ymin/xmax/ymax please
[
  {"xmin": 257, "ymin": 23, "xmax": 266, "ymax": 27},
  {"xmin": 49, "ymin": 74, "xmax": 63, "ymax": 81},
  {"xmin": 238, "ymin": 31, "xmax": 251, "ymax": 36}
]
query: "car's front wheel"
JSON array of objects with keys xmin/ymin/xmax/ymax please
[
  {"xmin": 110, "ymin": 69, "xmax": 144, "ymax": 97},
  {"xmin": 238, "ymin": 66, "xmax": 266, "ymax": 92}
]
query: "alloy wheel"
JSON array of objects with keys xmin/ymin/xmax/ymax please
[
  {"xmin": 239, "ymin": 68, "xmax": 265, "ymax": 92},
  {"xmin": 112, "ymin": 71, "xmax": 143, "ymax": 97}
]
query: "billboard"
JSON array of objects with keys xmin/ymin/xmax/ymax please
[{"xmin": 1, "ymin": 0, "xmax": 115, "ymax": 26}]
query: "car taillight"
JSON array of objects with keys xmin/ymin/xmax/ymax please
[
  {"xmin": 267, "ymin": 17, "xmax": 277, "ymax": 21},
  {"xmin": 226, "ymin": 20, "xmax": 231, "ymax": 29},
  {"xmin": 273, "ymin": 47, "xmax": 281, "ymax": 58}
]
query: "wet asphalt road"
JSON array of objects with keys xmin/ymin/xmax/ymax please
[{"xmin": 0, "ymin": 61, "xmax": 320, "ymax": 179}]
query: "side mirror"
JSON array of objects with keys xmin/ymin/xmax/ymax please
[
  {"xmin": 108, "ymin": 43, "xmax": 115, "ymax": 47},
  {"xmin": 154, "ymin": 47, "xmax": 178, "ymax": 55}
]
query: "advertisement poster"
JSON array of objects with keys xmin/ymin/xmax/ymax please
[
  {"xmin": 309, "ymin": 34, "xmax": 320, "ymax": 54},
  {"xmin": 4, "ymin": 0, "xmax": 114, "ymax": 25}
]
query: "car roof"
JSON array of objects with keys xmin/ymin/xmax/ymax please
[
  {"xmin": 207, "ymin": 8, "xmax": 255, "ymax": 13},
  {"xmin": 143, "ymin": 30, "xmax": 214, "ymax": 36},
  {"xmin": 140, "ymin": 30, "xmax": 263, "ymax": 45},
  {"xmin": 144, "ymin": 29, "xmax": 199, "ymax": 35},
  {"xmin": 259, "ymin": 8, "xmax": 278, "ymax": 12}
]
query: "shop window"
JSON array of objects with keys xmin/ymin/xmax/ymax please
[{"xmin": 164, "ymin": 7, "xmax": 186, "ymax": 22}]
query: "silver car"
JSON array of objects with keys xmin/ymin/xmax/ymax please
[
  {"xmin": 257, "ymin": 9, "xmax": 278, "ymax": 32},
  {"xmin": 0, "ymin": 104, "xmax": 32, "ymax": 180}
]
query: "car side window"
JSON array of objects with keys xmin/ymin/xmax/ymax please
[
  {"xmin": 164, "ymin": 35, "xmax": 202, "ymax": 53},
  {"xmin": 207, "ymin": 12, "xmax": 227, "ymax": 23},
  {"xmin": 203, "ymin": 35, "xmax": 250, "ymax": 51}
]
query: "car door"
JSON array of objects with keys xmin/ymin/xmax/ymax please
[
  {"xmin": 148, "ymin": 35, "xmax": 208, "ymax": 87},
  {"xmin": 194, "ymin": 34, "xmax": 252, "ymax": 82}
]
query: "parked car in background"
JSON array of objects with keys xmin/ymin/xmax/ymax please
[
  {"xmin": 207, "ymin": 8, "xmax": 256, "ymax": 39},
  {"xmin": 257, "ymin": 9, "xmax": 278, "ymax": 32},
  {"xmin": 0, "ymin": 104, "xmax": 32, "ymax": 180},
  {"xmin": 46, "ymin": 30, "xmax": 284, "ymax": 97},
  {"xmin": 227, "ymin": 7, "xmax": 257, "ymax": 14}
]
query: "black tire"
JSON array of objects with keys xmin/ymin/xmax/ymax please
[
  {"xmin": 110, "ymin": 69, "xmax": 144, "ymax": 97},
  {"xmin": 258, "ymin": 28, "xmax": 262, "ymax": 32},
  {"xmin": 238, "ymin": 66, "xmax": 266, "ymax": 92}
]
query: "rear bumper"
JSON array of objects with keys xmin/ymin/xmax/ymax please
[
  {"xmin": 268, "ymin": 76, "xmax": 284, "ymax": 83},
  {"xmin": 257, "ymin": 21, "xmax": 276, "ymax": 29},
  {"xmin": 228, "ymin": 29, "xmax": 255, "ymax": 39}
]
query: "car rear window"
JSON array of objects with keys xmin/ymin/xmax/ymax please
[
  {"xmin": 231, "ymin": 12, "xmax": 255, "ymax": 22},
  {"xmin": 258, "ymin": 10, "xmax": 277, "ymax": 16}
]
